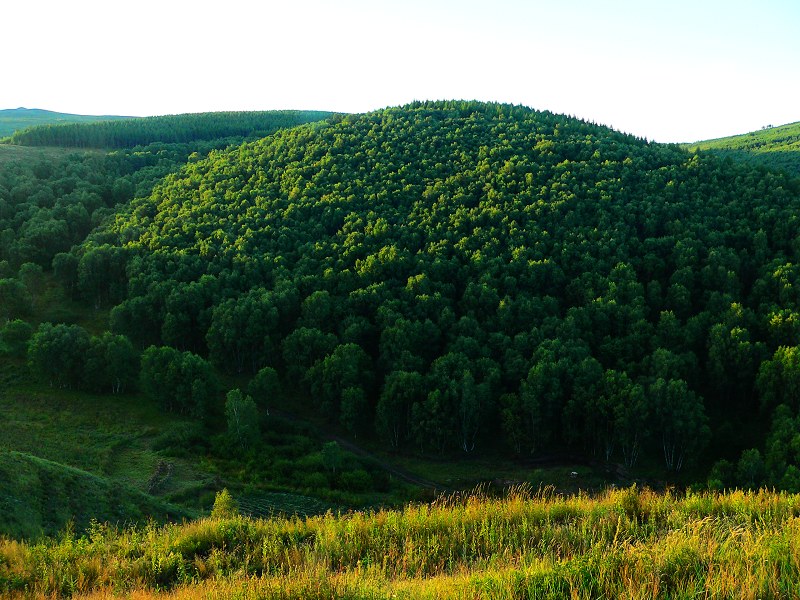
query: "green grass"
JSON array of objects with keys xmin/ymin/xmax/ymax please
[
  {"xmin": 686, "ymin": 121, "xmax": 800, "ymax": 178},
  {"xmin": 3, "ymin": 486, "xmax": 800, "ymax": 598},
  {"xmin": 392, "ymin": 453, "xmax": 613, "ymax": 492},
  {"xmin": 0, "ymin": 143, "xmax": 104, "ymax": 167},
  {"xmin": 0, "ymin": 370, "xmax": 214, "ymax": 498},
  {"xmin": 0, "ymin": 451, "xmax": 190, "ymax": 540}
]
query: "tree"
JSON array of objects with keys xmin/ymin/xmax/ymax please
[
  {"xmin": 519, "ymin": 356, "xmax": 563, "ymax": 454},
  {"xmin": 707, "ymin": 323, "xmax": 765, "ymax": 408},
  {"xmin": 248, "ymin": 366, "xmax": 281, "ymax": 412},
  {"xmin": 77, "ymin": 244, "xmax": 128, "ymax": 307},
  {"xmin": 736, "ymin": 449, "xmax": 765, "ymax": 488},
  {"xmin": 140, "ymin": 345, "xmax": 218, "ymax": 419},
  {"xmin": 650, "ymin": 378, "xmax": 710, "ymax": 471},
  {"xmin": 52, "ymin": 252, "xmax": 79, "ymax": 298},
  {"xmin": 376, "ymin": 370, "xmax": 424, "ymax": 448},
  {"xmin": 0, "ymin": 278, "xmax": 31, "ymax": 321},
  {"xmin": 499, "ymin": 393, "xmax": 525, "ymax": 455},
  {"xmin": 18, "ymin": 262, "xmax": 44, "ymax": 306},
  {"xmin": 586, "ymin": 369, "xmax": 647, "ymax": 466},
  {"xmin": 0, "ymin": 319, "xmax": 33, "ymax": 357},
  {"xmin": 211, "ymin": 488, "xmax": 239, "ymax": 518},
  {"xmin": 281, "ymin": 327, "xmax": 338, "ymax": 384},
  {"xmin": 27, "ymin": 323, "xmax": 91, "ymax": 389},
  {"xmin": 225, "ymin": 389, "xmax": 260, "ymax": 451},
  {"xmin": 322, "ymin": 441, "xmax": 344, "ymax": 474},
  {"xmin": 83, "ymin": 332, "xmax": 138, "ymax": 394},
  {"xmin": 756, "ymin": 346, "xmax": 800, "ymax": 412},
  {"xmin": 340, "ymin": 386, "xmax": 369, "ymax": 437},
  {"xmin": 206, "ymin": 289, "xmax": 277, "ymax": 374},
  {"xmin": 305, "ymin": 343, "xmax": 372, "ymax": 418}
]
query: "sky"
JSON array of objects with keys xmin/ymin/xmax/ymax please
[{"xmin": 2, "ymin": 0, "xmax": 799, "ymax": 143}]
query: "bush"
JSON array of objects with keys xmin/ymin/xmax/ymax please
[
  {"xmin": 0, "ymin": 319, "xmax": 33, "ymax": 357},
  {"xmin": 301, "ymin": 472, "xmax": 329, "ymax": 491},
  {"xmin": 338, "ymin": 469, "xmax": 373, "ymax": 492}
]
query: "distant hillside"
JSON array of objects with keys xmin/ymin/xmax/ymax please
[
  {"xmin": 0, "ymin": 107, "xmax": 132, "ymax": 139},
  {"xmin": 0, "ymin": 451, "xmax": 190, "ymax": 539},
  {"xmin": 687, "ymin": 121, "xmax": 800, "ymax": 178},
  {"xmin": 6, "ymin": 110, "xmax": 336, "ymax": 149}
]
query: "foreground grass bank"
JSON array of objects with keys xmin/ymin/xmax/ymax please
[{"xmin": 2, "ymin": 487, "xmax": 800, "ymax": 598}]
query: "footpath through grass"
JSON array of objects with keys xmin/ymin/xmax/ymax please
[{"xmin": 2, "ymin": 486, "xmax": 800, "ymax": 599}]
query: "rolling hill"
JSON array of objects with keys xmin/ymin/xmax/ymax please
[
  {"xmin": 0, "ymin": 107, "xmax": 133, "ymax": 139},
  {"xmin": 687, "ymin": 121, "xmax": 800, "ymax": 178},
  {"xmin": 76, "ymin": 100, "xmax": 800, "ymax": 488}
]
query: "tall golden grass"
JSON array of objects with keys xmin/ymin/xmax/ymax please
[{"xmin": 2, "ymin": 486, "xmax": 800, "ymax": 598}]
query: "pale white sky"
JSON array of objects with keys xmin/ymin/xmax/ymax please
[{"xmin": 2, "ymin": 0, "xmax": 798, "ymax": 142}]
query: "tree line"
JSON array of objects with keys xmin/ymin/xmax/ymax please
[{"xmin": 6, "ymin": 111, "xmax": 334, "ymax": 149}]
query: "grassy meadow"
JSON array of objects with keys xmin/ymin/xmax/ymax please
[{"xmin": 2, "ymin": 486, "xmax": 800, "ymax": 598}]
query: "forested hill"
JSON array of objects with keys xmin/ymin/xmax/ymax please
[
  {"xmin": 5, "ymin": 110, "xmax": 335, "ymax": 149},
  {"xmin": 0, "ymin": 107, "xmax": 133, "ymax": 139},
  {"xmin": 687, "ymin": 121, "xmax": 800, "ymax": 178},
  {"xmin": 77, "ymin": 101, "xmax": 800, "ymax": 487}
]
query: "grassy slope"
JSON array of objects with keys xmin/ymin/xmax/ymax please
[
  {"xmin": 0, "ymin": 451, "xmax": 190, "ymax": 540},
  {"xmin": 687, "ymin": 121, "xmax": 800, "ymax": 178},
  {"xmin": 2, "ymin": 487, "xmax": 799, "ymax": 598},
  {"xmin": 0, "ymin": 108, "xmax": 132, "ymax": 139},
  {"xmin": 0, "ymin": 144, "xmax": 104, "ymax": 167}
]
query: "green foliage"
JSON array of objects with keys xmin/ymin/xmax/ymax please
[
  {"xmin": 224, "ymin": 389, "xmax": 260, "ymax": 451},
  {"xmin": 248, "ymin": 365, "xmax": 281, "ymax": 411},
  {"xmin": 139, "ymin": 346, "xmax": 218, "ymax": 419},
  {"xmin": 321, "ymin": 441, "xmax": 344, "ymax": 474},
  {"xmin": 27, "ymin": 322, "xmax": 91, "ymax": 388},
  {"xmin": 83, "ymin": 332, "xmax": 138, "ymax": 394},
  {"xmin": 210, "ymin": 488, "xmax": 239, "ymax": 519},
  {"xmin": 27, "ymin": 323, "xmax": 138, "ymax": 393},
  {"xmin": 339, "ymin": 386, "xmax": 369, "ymax": 437},
  {"xmin": 650, "ymin": 378, "xmax": 710, "ymax": 471},
  {"xmin": 0, "ymin": 278, "xmax": 31, "ymax": 320},
  {"xmin": 7, "ymin": 101, "xmax": 800, "ymax": 499},
  {"xmin": 76, "ymin": 100, "xmax": 800, "ymax": 472},
  {"xmin": 0, "ymin": 319, "xmax": 32, "ymax": 357},
  {"xmin": 4, "ymin": 487, "xmax": 800, "ymax": 598}
]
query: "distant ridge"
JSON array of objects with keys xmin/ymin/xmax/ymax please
[
  {"xmin": 686, "ymin": 120, "xmax": 800, "ymax": 178},
  {"xmin": 5, "ymin": 110, "xmax": 336, "ymax": 148},
  {"xmin": 0, "ymin": 107, "xmax": 133, "ymax": 138}
]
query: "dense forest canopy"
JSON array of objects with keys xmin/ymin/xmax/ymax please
[
  {"xmin": 5, "ymin": 110, "xmax": 335, "ymax": 149},
  {"xmin": 56, "ymin": 100, "xmax": 800, "ymax": 487}
]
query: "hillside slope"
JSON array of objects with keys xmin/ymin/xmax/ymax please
[
  {"xmin": 0, "ymin": 451, "xmax": 190, "ymax": 539},
  {"xmin": 0, "ymin": 108, "xmax": 132, "ymax": 139},
  {"xmin": 2, "ymin": 487, "xmax": 799, "ymax": 598},
  {"xmin": 687, "ymin": 121, "xmax": 800, "ymax": 178},
  {"xmin": 82, "ymin": 100, "xmax": 800, "ymax": 486}
]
